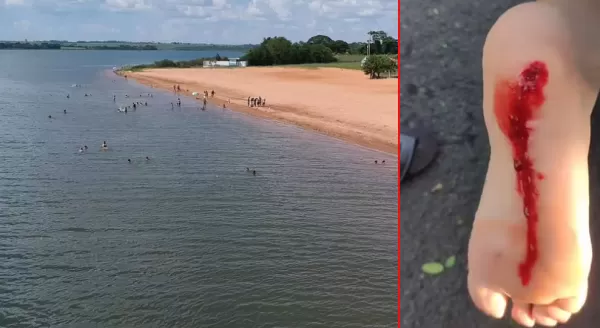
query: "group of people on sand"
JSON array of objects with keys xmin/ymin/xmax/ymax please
[{"xmin": 248, "ymin": 96, "xmax": 266, "ymax": 108}]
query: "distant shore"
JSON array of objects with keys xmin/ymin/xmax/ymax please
[
  {"xmin": 0, "ymin": 41, "xmax": 255, "ymax": 51},
  {"xmin": 117, "ymin": 67, "xmax": 398, "ymax": 155}
]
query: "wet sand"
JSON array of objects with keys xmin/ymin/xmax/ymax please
[{"xmin": 119, "ymin": 67, "xmax": 398, "ymax": 154}]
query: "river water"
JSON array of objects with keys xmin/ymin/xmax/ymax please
[{"xmin": 0, "ymin": 50, "xmax": 398, "ymax": 328}]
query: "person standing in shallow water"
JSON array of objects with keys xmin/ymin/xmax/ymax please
[{"xmin": 467, "ymin": 2, "xmax": 597, "ymax": 327}]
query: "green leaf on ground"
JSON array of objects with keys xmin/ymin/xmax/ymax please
[
  {"xmin": 422, "ymin": 262, "xmax": 444, "ymax": 275},
  {"xmin": 444, "ymin": 256, "xmax": 456, "ymax": 269},
  {"xmin": 431, "ymin": 183, "xmax": 443, "ymax": 193}
]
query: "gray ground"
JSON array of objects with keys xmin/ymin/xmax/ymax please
[{"xmin": 400, "ymin": 0, "xmax": 600, "ymax": 327}]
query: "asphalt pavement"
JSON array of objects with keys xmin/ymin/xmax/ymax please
[{"xmin": 400, "ymin": 0, "xmax": 600, "ymax": 326}]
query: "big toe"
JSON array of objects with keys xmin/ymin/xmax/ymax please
[{"xmin": 468, "ymin": 277, "xmax": 508, "ymax": 319}]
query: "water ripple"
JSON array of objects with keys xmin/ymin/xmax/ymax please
[{"xmin": 0, "ymin": 50, "xmax": 397, "ymax": 328}]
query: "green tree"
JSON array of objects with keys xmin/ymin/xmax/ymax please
[
  {"xmin": 264, "ymin": 37, "xmax": 294, "ymax": 65},
  {"xmin": 242, "ymin": 36, "xmax": 337, "ymax": 66},
  {"xmin": 366, "ymin": 31, "xmax": 398, "ymax": 55},
  {"xmin": 307, "ymin": 34, "xmax": 334, "ymax": 46},
  {"xmin": 331, "ymin": 40, "xmax": 350, "ymax": 54},
  {"xmin": 362, "ymin": 55, "xmax": 396, "ymax": 79}
]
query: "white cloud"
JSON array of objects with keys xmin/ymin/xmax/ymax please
[
  {"xmin": 211, "ymin": 0, "xmax": 226, "ymax": 9},
  {"xmin": 308, "ymin": 0, "xmax": 389, "ymax": 19},
  {"xmin": 264, "ymin": 0, "xmax": 291, "ymax": 21},
  {"xmin": 246, "ymin": 0, "xmax": 262, "ymax": 17},
  {"xmin": 0, "ymin": 0, "xmax": 398, "ymax": 43},
  {"xmin": 104, "ymin": 0, "xmax": 151, "ymax": 11},
  {"xmin": 5, "ymin": 0, "xmax": 25, "ymax": 5}
]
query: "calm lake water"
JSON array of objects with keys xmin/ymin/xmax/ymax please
[{"xmin": 0, "ymin": 50, "xmax": 398, "ymax": 328}]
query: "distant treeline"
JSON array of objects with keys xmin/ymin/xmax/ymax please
[
  {"xmin": 241, "ymin": 31, "xmax": 397, "ymax": 66},
  {"xmin": 304, "ymin": 31, "xmax": 398, "ymax": 55},
  {"xmin": 0, "ymin": 41, "xmax": 256, "ymax": 51},
  {"xmin": 125, "ymin": 54, "xmax": 230, "ymax": 71},
  {"xmin": 68, "ymin": 44, "xmax": 159, "ymax": 50},
  {"xmin": 0, "ymin": 42, "xmax": 62, "ymax": 49},
  {"xmin": 0, "ymin": 33, "xmax": 396, "ymax": 55},
  {"xmin": 242, "ymin": 37, "xmax": 337, "ymax": 66}
]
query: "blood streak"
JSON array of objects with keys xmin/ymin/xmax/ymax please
[{"xmin": 493, "ymin": 61, "xmax": 549, "ymax": 286}]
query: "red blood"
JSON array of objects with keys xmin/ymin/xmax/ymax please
[{"xmin": 493, "ymin": 61, "xmax": 549, "ymax": 286}]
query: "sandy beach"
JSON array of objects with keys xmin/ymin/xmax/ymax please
[{"xmin": 120, "ymin": 67, "xmax": 398, "ymax": 154}]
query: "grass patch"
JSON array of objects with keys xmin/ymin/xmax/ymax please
[
  {"xmin": 286, "ymin": 54, "xmax": 364, "ymax": 70},
  {"xmin": 291, "ymin": 61, "xmax": 362, "ymax": 70},
  {"xmin": 335, "ymin": 54, "xmax": 366, "ymax": 62}
]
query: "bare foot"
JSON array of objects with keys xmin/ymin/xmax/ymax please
[{"xmin": 467, "ymin": 2, "xmax": 593, "ymax": 326}]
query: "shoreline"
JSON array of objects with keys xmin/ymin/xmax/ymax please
[{"xmin": 116, "ymin": 67, "xmax": 398, "ymax": 155}]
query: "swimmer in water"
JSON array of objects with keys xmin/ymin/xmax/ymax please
[
  {"xmin": 246, "ymin": 167, "xmax": 250, "ymax": 172},
  {"xmin": 64, "ymin": 109, "xmax": 67, "ymax": 114},
  {"xmin": 101, "ymin": 141, "xmax": 107, "ymax": 149},
  {"xmin": 48, "ymin": 115, "xmax": 52, "ymax": 119},
  {"xmin": 128, "ymin": 159, "xmax": 131, "ymax": 163},
  {"xmin": 252, "ymin": 170, "xmax": 256, "ymax": 176},
  {"xmin": 374, "ymin": 160, "xmax": 378, "ymax": 164},
  {"xmin": 67, "ymin": 94, "xmax": 70, "ymax": 99},
  {"xmin": 84, "ymin": 145, "xmax": 88, "ymax": 151},
  {"xmin": 382, "ymin": 160, "xmax": 386, "ymax": 164},
  {"xmin": 145, "ymin": 156, "xmax": 150, "ymax": 161},
  {"xmin": 79, "ymin": 147, "xmax": 84, "ymax": 153}
]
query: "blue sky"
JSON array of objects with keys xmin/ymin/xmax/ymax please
[{"xmin": 0, "ymin": 0, "xmax": 398, "ymax": 44}]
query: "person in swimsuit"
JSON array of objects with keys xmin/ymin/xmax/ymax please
[{"xmin": 468, "ymin": 1, "xmax": 596, "ymax": 327}]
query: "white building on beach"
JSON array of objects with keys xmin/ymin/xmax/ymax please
[{"xmin": 203, "ymin": 58, "xmax": 247, "ymax": 68}]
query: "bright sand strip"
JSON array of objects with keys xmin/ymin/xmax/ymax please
[{"xmin": 122, "ymin": 67, "xmax": 398, "ymax": 154}]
